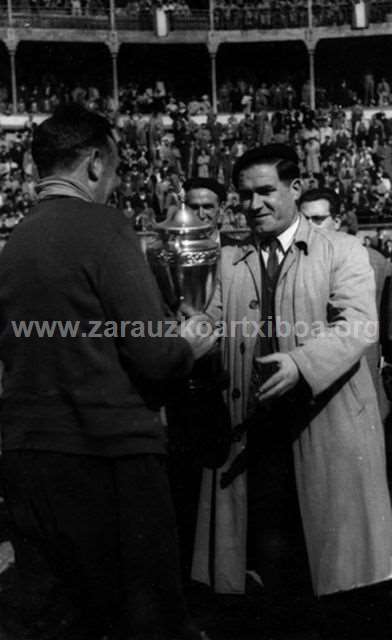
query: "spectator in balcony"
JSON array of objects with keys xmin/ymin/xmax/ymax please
[
  {"xmin": 368, "ymin": 113, "xmax": 386, "ymax": 144},
  {"xmin": 305, "ymin": 137, "xmax": 321, "ymax": 174},
  {"xmin": 382, "ymin": 135, "xmax": 392, "ymax": 179},
  {"xmin": 199, "ymin": 95, "xmax": 212, "ymax": 115},
  {"xmin": 339, "ymin": 163, "xmax": 355, "ymax": 196},
  {"xmin": 255, "ymin": 110, "xmax": 273, "ymax": 146},
  {"xmin": 223, "ymin": 114, "xmax": 239, "ymax": 146},
  {"xmin": 334, "ymin": 123, "xmax": 351, "ymax": 150},
  {"xmin": 206, "ymin": 112, "xmax": 223, "ymax": 146},
  {"xmin": 71, "ymin": 0, "xmax": 82, "ymax": 15},
  {"xmin": 135, "ymin": 114, "xmax": 148, "ymax": 147},
  {"xmin": 270, "ymin": 82, "xmax": 285, "ymax": 109},
  {"xmin": 207, "ymin": 143, "xmax": 220, "ymax": 180},
  {"xmin": 187, "ymin": 96, "xmax": 201, "ymax": 116},
  {"xmin": 166, "ymin": 96, "xmax": 179, "ymax": 116},
  {"xmin": 195, "ymin": 123, "xmax": 212, "ymax": 150},
  {"xmin": 196, "ymin": 147, "xmax": 210, "ymax": 178},
  {"xmin": 363, "ymin": 70, "xmax": 375, "ymax": 106},
  {"xmin": 231, "ymin": 136, "xmax": 247, "ymax": 159},
  {"xmin": 377, "ymin": 77, "xmax": 391, "ymax": 107},
  {"xmin": 149, "ymin": 110, "xmax": 165, "ymax": 146},
  {"xmin": 238, "ymin": 113, "xmax": 256, "ymax": 146},
  {"xmin": 221, "ymin": 144, "xmax": 234, "ymax": 186},
  {"xmin": 240, "ymin": 88, "xmax": 254, "ymax": 114},
  {"xmin": 254, "ymin": 83, "xmax": 269, "ymax": 110},
  {"xmin": 301, "ymin": 120, "xmax": 320, "ymax": 143},
  {"xmin": 354, "ymin": 116, "xmax": 369, "ymax": 146}
]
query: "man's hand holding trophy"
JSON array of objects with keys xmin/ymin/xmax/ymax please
[{"xmin": 147, "ymin": 199, "xmax": 231, "ymax": 469}]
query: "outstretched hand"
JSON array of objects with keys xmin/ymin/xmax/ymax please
[{"xmin": 255, "ymin": 353, "xmax": 300, "ymax": 403}]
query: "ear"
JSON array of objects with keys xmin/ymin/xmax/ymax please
[
  {"xmin": 87, "ymin": 149, "xmax": 104, "ymax": 183},
  {"xmin": 290, "ymin": 178, "xmax": 302, "ymax": 202}
]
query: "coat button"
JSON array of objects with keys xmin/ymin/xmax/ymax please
[
  {"xmin": 249, "ymin": 299, "xmax": 259, "ymax": 309},
  {"xmin": 232, "ymin": 388, "xmax": 241, "ymax": 399}
]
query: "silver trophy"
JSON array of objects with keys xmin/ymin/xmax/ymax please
[
  {"xmin": 147, "ymin": 201, "xmax": 220, "ymax": 315},
  {"xmin": 147, "ymin": 201, "xmax": 230, "ymax": 469}
]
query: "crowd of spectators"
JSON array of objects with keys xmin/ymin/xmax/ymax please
[
  {"xmin": 3, "ymin": 81, "xmax": 392, "ymax": 254},
  {"xmin": 5, "ymin": 0, "xmax": 392, "ymax": 29},
  {"xmin": 212, "ymin": 0, "xmax": 392, "ymax": 30},
  {"xmin": 3, "ymin": 73, "xmax": 392, "ymax": 120},
  {"xmin": 8, "ymin": 0, "xmax": 192, "ymax": 19}
]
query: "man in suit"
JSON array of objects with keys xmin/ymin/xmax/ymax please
[
  {"xmin": 299, "ymin": 187, "xmax": 392, "ymax": 422},
  {"xmin": 192, "ymin": 145, "xmax": 392, "ymax": 638}
]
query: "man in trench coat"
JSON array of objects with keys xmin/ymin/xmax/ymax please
[{"xmin": 191, "ymin": 144, "xmax": 392, "ymax": 636}]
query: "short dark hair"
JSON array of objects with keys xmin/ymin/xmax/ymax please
[
  {"xmin": 232, "ymin": 144, "xmax": 300, "ymax": 189},
  {"xmin": 32, "ymin": 104, "xmax": 114, "ymax": 177},
  {"xmin": 183, "ymin": 177, "xmax": 226, "ymax": 203},
  {"xmin": 299, "ymin": 188, "xmax": 340, "ymax": 218}
]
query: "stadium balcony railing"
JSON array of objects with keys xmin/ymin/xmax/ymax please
[{"xmin": 0, "ymin": 0, "xmax": 391, "ymax": 31}]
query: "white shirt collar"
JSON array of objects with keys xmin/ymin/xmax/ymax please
[{"xmin": 276, "ymin": 215, "xmax": 300, "ymax": 253}]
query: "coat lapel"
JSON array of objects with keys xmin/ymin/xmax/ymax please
[
  {"xmin": 232, "ymin": 242, "xmax": 261, "ymax": 305},
  {"xmin": 278, "ymin": 215, "xmax": 310, "ymax": 284}
]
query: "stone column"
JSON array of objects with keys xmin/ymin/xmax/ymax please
[
  {"xmin": 106, "ymin": 32, "xmax": 120, "ymax": 111},
  {"xmin": 308, "ymin": 45, "xmax": 315, "ymax": 110},
  {"xmin": 6, "ymin": 31, "xmax": 18, "ymax": 114},
  {"xmin": 207, "ymin": 34, "xmax": 220, "ymax": 114}
]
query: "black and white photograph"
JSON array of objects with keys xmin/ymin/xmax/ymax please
[{"xmin": 1, "ymin": 2, "xmax": 392, "ymax": 638}]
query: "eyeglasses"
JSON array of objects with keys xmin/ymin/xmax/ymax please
[{"xmin": 306, "ymin": 215, "xmax": 332, "ymax": 225}]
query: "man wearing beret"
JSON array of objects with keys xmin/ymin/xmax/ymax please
[
  {"xmin": 166, "ymin": 177, "xmax": 228, "ymax": 580},
  {"xmin": 192, "ymin": 144, "xmax": 392, "ymax": 637},
  {"xmin": 183, "ymin": 177, "xmax": 226, "ymax": 227}
]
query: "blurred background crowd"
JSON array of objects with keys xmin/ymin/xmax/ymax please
[
  {"xmin": 2, "ymin": 71, "xmax": 392, "ymax": 116},
  {"xmin": 7, "ymin": 0, "xmax": 392, "ymax": 30},
  {"xmin": 3, "ymin": 78, "xmax": 392, "ymax": 257}
]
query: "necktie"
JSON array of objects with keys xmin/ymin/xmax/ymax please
[
  {"xmin": 248, "ymin": 237, "xmax": 282, "ymax": 415},
  {"xmin": 262, "ymin": 237, "xmax": 281, "ymax": 283}
]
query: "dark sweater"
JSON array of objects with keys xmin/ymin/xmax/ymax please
[{"xmin": 0, "ymin": 197, "xmax": 194, "ymax": 456}]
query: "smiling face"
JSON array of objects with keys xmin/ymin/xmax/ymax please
[
  {"xmin": 238, "ymin": 162, "xmax": 300, "ymax": 240},
  {"xmin": 185, "ymin": 187, "xmax": 220, "ymax": 224}
]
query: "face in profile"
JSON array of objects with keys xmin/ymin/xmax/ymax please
[
  {"xmin": 300, "ymin": 198, "xmax": 337, "ymax": 232},
  {"xmin": 185, "ymin": 188, "xmax": 220, "ymax": 225},
  {"xmin": 96, "ymin": 137, "xmax": 120, "ymax": 204}
]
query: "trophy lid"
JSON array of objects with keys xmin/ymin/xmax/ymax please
[{"xmin": 156, "ymin": 202, "xmax": 213, "ymax": 233}]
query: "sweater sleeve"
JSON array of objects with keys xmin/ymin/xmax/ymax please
[{"xmin": 98, "ymin": 225, "xmax": 194, "ymax": 383}]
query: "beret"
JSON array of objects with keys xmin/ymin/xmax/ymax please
[
  {"xmin": 183, "ymin": 177, "xmax": 227, "ymax": 203},
  {"xmin": 232, "ymin": 144, "xmax": 299, "ymax": 189}
]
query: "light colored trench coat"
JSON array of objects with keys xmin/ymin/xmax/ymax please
[{"xmin": 192, "ymin": 215, "xmax": 392, "ymax": 597}]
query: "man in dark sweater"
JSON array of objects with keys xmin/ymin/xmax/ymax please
[{"xmin": 0, "ymin": 105, "xmax": 216, "ymax": 640}]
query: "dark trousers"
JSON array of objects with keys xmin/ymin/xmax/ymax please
[
  {"xmin": 247, "ymin": 410, "xmax": 312, "ymax": 599},
  {"xmin": 1, "ymin": 451, "xmax": 196, "ymax": 640},
  {"xmin": 247, "ymin": 412, "xmax": 392, "ymax": 638}
]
